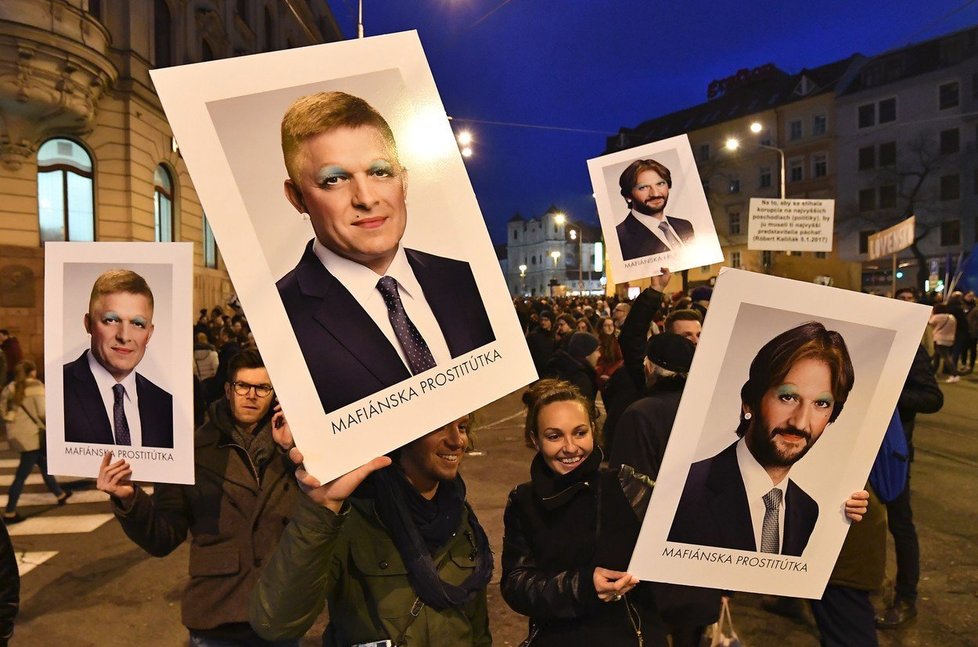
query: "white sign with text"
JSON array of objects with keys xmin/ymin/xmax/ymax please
[{"xmin": 748, "ymin": 198, "xmax": 834, "ymax": 252}]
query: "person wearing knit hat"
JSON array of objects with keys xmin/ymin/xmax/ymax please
[
  {"xmin": 645, "ymin": 332, "xmax": 695, "ymax": 376},
  {"xmin": 543, "ymin": 332, "xmax": 601, "ymax": 413}
]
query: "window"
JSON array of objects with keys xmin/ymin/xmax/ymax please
[
  {"xmin": 859, "ymin": 230, "xmax": 875, "ymax": 254},
  {"xmin": 939, "ymin": 81, "xmax": 959, "ymax": 109},
  {"xmin": 789, "ymin": 120, "xmax": 803, "ymax": 140},
  {"xmin": 531, "ymin": 255, "xmax": 536, "ymax": 265},
  {"xmin": 762, "ymin": 251, "xmax": 774, "ymax": 266},
  {"xmin": 37, "ymin": 138, "xmax": 95, "ymax": 243},
  {"xmin": 759, "ymin": 167, "xmax": 772, "ymax": 189},
  {"xmin": 788, "ymin": 158, "xmax": 803, "ymax": 183},
  {"xmin": 858, "ymin": 146, "xmax": 875, "ymax": 170},
  {"xmin": 697, "ymin": 143, "xmax": 710, "ymax": 162},
  {"xmin": 786, "ymin": 251, "xmax": 801, "ymax": 256},
  {"xmin": 940, "ymin": 128, "xmax": 960, "ymax": 154},
  {"xmin": 812, "ymin": 114, "xmax": 827, "ymax": 136},
  {"xmin": 731, "ymin": 251, "xmax": 742, "ymax": 269},
  {"xmin": 879, "ymin": 98, "xmax": 896, "ymax": 123},
  {"xmin": 940, "ymin": 220, "xmax": 961, "ymax": 246},
  {"xmin": 728, "ymin": 178, "xmax": 740, "ymax": 194},
  {"xmin": 203, "ymin": 216, "xmax": 217, "ymax": 268},
  {"xmin": 154, "ymin": 0, "xmax": 172, "ymax": 67},
  {"xmin": 858, "ymin": 104, "xmax": 875, "ymax": 128},
  {"xmin": 940, "ymin": 174, "xmax": 960, "ymax": 201},
  {"xmin": 812, "ymin": 153, "xmax": 827, "ymax": 178},
  {"xmin": 512, "ymin": 230, "xmax": 518, "ymax": 240},
  {"xmin": 859, "ymin": 188, "xmax": 876, "ymax": 212},
  {"xmin": 154, "ymin": 165, "xmax": 174, "ymax": 242},
  {"xmin": 878, "ymin": 141, "xmax": 897, "ymax": 166},
  {"xmin": 815, "ymin": 251, "xmax": 827, "ymax": 259},
  {"xmin": 879, "ymin": 184, "xmax": 897, "ymax": 209},
  {"xmin": 729, "ymin": 212, "xmax": 741, "ymax": 235}
]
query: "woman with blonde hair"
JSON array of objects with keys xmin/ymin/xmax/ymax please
[{"xmin": 2, "ymin": 361, "xmax": 69, "ymax": 523}]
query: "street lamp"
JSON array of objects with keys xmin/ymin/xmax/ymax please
[
  {"xmin": 553, "ymin": 213, "xmax": 584, "ymax": 294},
  {"xmin": 725, "ymin": 121, "xmax": 786, "ymax": 199},
  {"xmin": 518, "ymin": 263, "xmax": 527, "ymax": 296},
  {"xmin": 549, "ymin": 250, "xmax": 561, "ymax": 296}
]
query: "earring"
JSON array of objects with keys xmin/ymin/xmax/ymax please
[
  {"xmin": 743, "ymin": 412, "xmax": 752, "ymax": 420},
  {"xmin": 301, "ymin": 212, "xmax": 310, "ymax": 221}
]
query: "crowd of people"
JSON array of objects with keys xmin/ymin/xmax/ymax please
[{"xmin": 0, "ymin": 278, "xmax": 960, "ymax": 646}]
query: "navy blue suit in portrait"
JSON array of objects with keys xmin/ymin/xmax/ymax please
[
  {"xmin": 276, "ymin": 242, "xmax": 495, "ymax": 414},
  {"xmin": 667, "ymin": 442, "xmax": 818, "ymax": 556},
  {"xmin": 63, "ymin": 351, "xmax": 174, "ymax": 448},
  {"xmin": 616, "ymin": 213, "xmax": 695, "ymax": 261}
]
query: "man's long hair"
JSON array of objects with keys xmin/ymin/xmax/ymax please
[{"xmin": 736, "ymin": 321, "xmax": 855, "ymax": 437}]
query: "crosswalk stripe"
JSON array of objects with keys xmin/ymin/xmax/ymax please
[
  {"xmin": 15, "ymin": 551, "xmax": 58, "ymax": 576},
  {"xmin": 0, "ymin": 490, "xmax": 111, "ymax": 508},
  {"xmin": 7, "ymin": 513, "xmax": 115, "ymax": 536},
  {"xmin": 0, "ymin": 473, "xmax": 76, "ymax": 487}
]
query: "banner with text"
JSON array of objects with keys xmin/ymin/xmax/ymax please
[
  {"xmin": 867, "ymin": 216, "xmax": 916, "ymax": 261},
  {"xmin": 748, "ymin": 198, "xmax": 834, "ymax": 252}
]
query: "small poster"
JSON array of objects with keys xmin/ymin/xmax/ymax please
[
  {"xmin": 44, "ymin": 242, "xmax": 194, "ymax": 484},
  {"xmin": 588, "ymin": 134, "xmax": 724, "ymax": 283},
  {"xmin": 629, "ymin": 268, "xmax": 930, "ymax": 597},
  {"xmin": 150, "ymin": 32, "xmax": 535, "ymax": 483},
  {"xmin": 748, "ymin": 198, "xmax": 835, "ymax": 251}
]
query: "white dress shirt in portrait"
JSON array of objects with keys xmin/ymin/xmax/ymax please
[
  {"xmin": 313, "ymin": 239, "xmax": 452, "ymax": 371},
  {"xmin": 87, "ymin": 350, "xmax": 143, "ymax": 446},
  {"xmin": 736, "ymin": 437, "xmax": 787, "ymax": 552}
]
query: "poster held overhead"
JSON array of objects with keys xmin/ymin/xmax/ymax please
[
  {"xmin": 588, "ymin": 135, "xmax": 724, "ymax": 283},
  {"xmin": 45, "ymin": 242, "xmax": 194, "ymax": 484},
  {"xmin": 628, "ymin": 268, "xmax": 930, "ymax": 598},
  {"xmin": 149, "ymin": 32, "xmax": 535, "ymax": 484}
]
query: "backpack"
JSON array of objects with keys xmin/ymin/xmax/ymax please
[{"xmin": 869, "ymin": 409, "xmax": 909, "ymax": 503}]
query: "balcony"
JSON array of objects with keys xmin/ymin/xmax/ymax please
[{"xmin": 0, "ymin": 0, "xmax": 117, "ymax": 170}]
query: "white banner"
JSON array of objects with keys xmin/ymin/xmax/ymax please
[
  {"xmin": 867, "ymin": 216, "xmax": 916, "ymax": 260},
  {"xmin": 748, "ymin": 198, "xmax": 834, "ymax": 251}
]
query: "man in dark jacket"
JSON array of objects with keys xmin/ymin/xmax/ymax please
[
  {"xmin": 876, "ymin": 343, "xmax": 943, "ymax": 629},
  {"xmin": 526, "ymin": 311, "xmax": 557, "ymax": 377},
  {"xmin": 544, "ymin": 332, "xmax": 600, "ymax": 409},
  {"xmin": 97, "ymin": 350, "xmax": 298, "ymax": 646}
]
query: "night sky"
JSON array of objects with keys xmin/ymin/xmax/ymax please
[{"xmin": 324, "ymin": 0, "xmax": 978, "ymax": 244}]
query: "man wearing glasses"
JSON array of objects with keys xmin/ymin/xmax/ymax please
[{"xmin": 97, "ymin": 350, "xmax": 300, "ymax": 646}]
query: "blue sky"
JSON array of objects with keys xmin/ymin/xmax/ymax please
[{"xmin": 325, "ymin": 0, "xmax": 978, "ymax": 242}]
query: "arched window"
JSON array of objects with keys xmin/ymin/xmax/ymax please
[
  {"xmin": 203, "ymin": 215, "xmax": 217, "ymax": 268},
  {"xmin": 37, "ymin": 138, "xmax": 95, "ymax": 243},
  {"xmin": 154, "ymin": 0, "xmax": 172, "ymax": 67},
  {"xmin": 154, "ymin": 165, "xmax": 174, "ymax": 242}
]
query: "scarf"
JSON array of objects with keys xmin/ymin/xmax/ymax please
[
  {"xmin": 530, "ymin": 445, "xmax": 604, "ymax": 511},
  {"xmin": 365, "ymin": 467, "xmax": 494, "ymax": 611}
]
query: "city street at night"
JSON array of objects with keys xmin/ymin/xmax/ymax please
[{"xmin": 5, "ymin": 374, "xmax": 977, "ymax": 646}]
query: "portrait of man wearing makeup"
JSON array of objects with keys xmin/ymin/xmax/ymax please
[
  {"xmin": 668, "ymin": 321, "xmax": 855, "ymax": 556},
  {"xmin": 275, "ymin": 91, "xmax": 494, "ymax": 414},
  {"xmin": 63, "ymin": 269, "xmax": 173, "ymax": 448}
]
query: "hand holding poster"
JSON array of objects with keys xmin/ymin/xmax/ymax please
[
  {"xmin": 628, "ymin": 268, "xmax": 930, "ymax": 598},
  {"xmin": 588, "ymin": 135, "xmax": 724, "ymax": 283},
  {"xmin": 44, "ymin": 242, "xmax": 194, "ymax": 484},
  {"xmin": 149, "ymin": 32, "xmax": 535, "ymax": 483}
]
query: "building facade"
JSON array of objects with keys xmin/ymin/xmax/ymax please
[
  {"xmin": 607, "ymin": 58, "xmax": 865, "ymax": 293},
  {"xmin": 0, "ymin": 0, "xmax": 341, "ymax": 366},
  {"xmin": 505, "ymin": 206, "xmax": 605, "ymax": 296},
  {"xmin": 835, "ymin": 26, "xmax": 978, "ymax": 293}
]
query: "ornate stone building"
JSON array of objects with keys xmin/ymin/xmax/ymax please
[{"xmin": 0, "ymin": 0, "xmax": 341, "ymax": 366}]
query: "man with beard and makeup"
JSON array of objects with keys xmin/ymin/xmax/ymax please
[
  {"xmin": 668, "ymin": 322, "xmax": 855, "ymax": 556},
  {"xmin": 616, "ymin": 159, "xmax": 695, "ymax": 261}
]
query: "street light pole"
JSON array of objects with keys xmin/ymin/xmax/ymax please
[
  {"xmin": 725, "ymin": 124, "xmax": 786, "ymax": 200},
  {"xmin": 554, "ymin": 212, "xmax": 585, "ymax": 295}
]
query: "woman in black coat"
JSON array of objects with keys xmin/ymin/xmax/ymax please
[{"xmin": 501, "ymin": 379, "xmax": 667, "ymax": 647}]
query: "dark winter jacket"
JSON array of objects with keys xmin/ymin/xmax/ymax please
[
  {"xmin": 502, "ymin": 451, "xmax": 667, "ymax": 647},
  {"xmin": 113, "ymin": 400, "xmax": 298, "ymax": 634}
]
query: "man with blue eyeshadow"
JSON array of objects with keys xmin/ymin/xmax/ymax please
[
  {"xmin": 276, "ymin": 91, "xmax": 494, "ymax": 414},
  {"xmin": 63, "ymin": 269, "xmax": 173, "ymax": 448},
  {"xmin": 668, "ymin": 321, "xmax": 855, "ymax": 556}
]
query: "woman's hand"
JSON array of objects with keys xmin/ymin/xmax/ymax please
[
  {"xmin": 96, "ymin": 451, "xmax": 135, "ymax": 508},
  {"xmin": 593, "ymin": 566, "xmax": 639, "ymax": 602},
  {"xmin": 844, "ymin": 489, "xmax": 870, "ymax": 522},
  {"xmin": 288, "ymin": 445, "xmax": 391, "ymax": 514}
]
